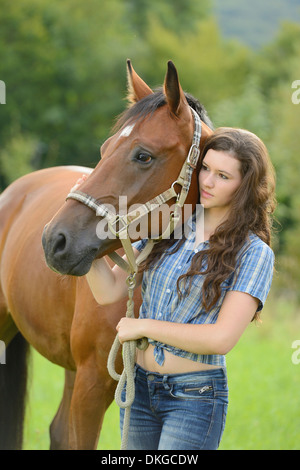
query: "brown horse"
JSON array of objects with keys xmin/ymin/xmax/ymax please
[{"xmin": 0, "ymin": 61, "xmax": 213, "ymax": 450}]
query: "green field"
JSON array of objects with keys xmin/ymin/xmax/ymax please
[{"xmin": 23, "ymin": 298, "xmax": 300, "ymax": 450}]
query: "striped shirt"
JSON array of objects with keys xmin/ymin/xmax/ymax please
[{"xmin": 134, "ymin": 215, "xmax": 274, "ymax": 367}]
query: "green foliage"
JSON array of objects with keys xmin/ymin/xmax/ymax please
[
  {"xmin": 125, "ymin": 0, "xmax": 211, "ymax": 36},
  {"xmin": 258, "ymin": 26, "xmax": 300, "ymax": 297},
  {"xmin": 0, "ymin": 0, "xmax": 134, "ymax": 173},
  {"xmin": 255, "ymin": 22, "xmax": 300, "ymax": 95},
  {"xmin": 140, "ymin": 18, "xmax": 251, "ymax": 108},
  {"xmin": 212, "ymin": 76, "xmax": 271, "ymax": 140},
  {"xmin": 0, "ymin": 133, "xmax": 39, "ymax": 183},
  {"xmin": 213, "ymin": 0, "xmax": 300, "ymax": 48}
]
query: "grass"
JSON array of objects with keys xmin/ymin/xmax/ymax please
[
  {"xmin": 219, "ymin": 310, "xmax": 300, "ymax": 450},
  {"xmin": 23, "ymin": 297, "xmax": 300, "ymax": 450}
]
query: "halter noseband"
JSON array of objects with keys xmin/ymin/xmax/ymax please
[{"xmin": 66, "ymin": 107, "xmax": 202, "ymax": 274}]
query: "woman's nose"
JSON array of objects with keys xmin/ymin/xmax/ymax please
[{"xmin": 203, "ymin": 173, "xmax": 215, "ymax": 188}]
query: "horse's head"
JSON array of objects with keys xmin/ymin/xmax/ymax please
[{"xmin": 42, "ymin": 60, "xmax": 213, "ymax": 275}]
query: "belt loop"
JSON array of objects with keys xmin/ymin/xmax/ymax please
[{"xmin": 162, "ymin": 375, "xmax": 170, "ymax": 390}]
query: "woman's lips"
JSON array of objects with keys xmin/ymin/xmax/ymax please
[{"xmin": 201, "ymin": 189, "xmax": 214, "ymax": 199}]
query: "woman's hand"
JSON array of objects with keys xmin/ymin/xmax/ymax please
[
  {"xmin": 116, "ymin": 317, "xmax": 146, "ymax": 344},
  {"xmin": 70, "ymin": 174, "xmax": 88, "ymax": 192}
]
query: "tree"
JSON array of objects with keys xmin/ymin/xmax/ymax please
[
  {"xmin": 0, "ymin": 0, "xmax": 133, "ymax": 187},
  {"xmin": 138, "ymin": 17, "xmax": 251, "ymax": 109}
]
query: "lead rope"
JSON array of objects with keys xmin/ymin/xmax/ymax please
[
  {"xmin": 107, "ymin": 272, "xmax": 148, "ymax": 450},
  {"xmin": 106, "ymin": 108, "xmax": 202, "ymax": 450}
]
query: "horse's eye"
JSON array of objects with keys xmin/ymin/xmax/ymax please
[{"xmin": 135, "ymin": 152, "xmax": 152, "ymax": 164}]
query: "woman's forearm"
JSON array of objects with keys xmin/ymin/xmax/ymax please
[
  {"xmin": 86, "ymin": 257, "xmax": 128, "ymax": 304},
  {"xmin": 117, "ymin": 318, "xmax": 231, "ymax": 356},
  {"xmin": 116, "ymin": 291, "xmax": 257, "ymax": 356},
  {"xmin": 144, "ymin": 319, "xmax": 230, "ymax": 355}
]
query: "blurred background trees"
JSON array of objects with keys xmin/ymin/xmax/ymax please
[{"xmin": 0, "ymin": 0, "xmax": 300, "ymax": 299}]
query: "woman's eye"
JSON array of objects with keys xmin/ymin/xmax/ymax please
[
  {"xmin": 135, "ymin": 152, "xmax": 152, "ymax": 164},
  {"xmin": 220, "ymin": 173, "xmax": 228, "ymax": 180}
]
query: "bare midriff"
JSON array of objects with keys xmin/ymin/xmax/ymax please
[{"xmin": 136, "ymin": 344, "xmax": 221, "ymax": 374}]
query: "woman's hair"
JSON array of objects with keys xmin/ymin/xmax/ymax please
[{"xmin": 140, "ymin": 127, "xmax": 276, "ymax": 315}]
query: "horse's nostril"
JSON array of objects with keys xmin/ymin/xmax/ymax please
[{"xmin": 53, "ymin": 233, "xmax": 67, "ymax": 255}]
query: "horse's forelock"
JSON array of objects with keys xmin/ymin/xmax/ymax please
[
  {"xmin": 113, "ymin": 88, "xmax": 165, "ymax": 133},
  {"xmin": 113, "ymin": 88, "xmax": 213, "ymax": 133}
]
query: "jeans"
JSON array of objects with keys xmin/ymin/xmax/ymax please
[{"xmin": 120, "ymin": 364, "xmax": 228, "ymax": 450}]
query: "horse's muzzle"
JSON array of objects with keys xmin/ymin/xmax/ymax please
[{"xmin": 42, "ymin": 223, "xmax": 100, "ymax": 276}]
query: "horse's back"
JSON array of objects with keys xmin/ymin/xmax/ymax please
[
  {"xmin": 0, "ymin": 166, "xmax": 92, "ymax": 268},
  {"xmin": 0, "ymin": 166, "xmax": 91, "ymax": 367},
  {"xmin": 0, "ymin": 166, "xmax": 91, "ymax": 241}
]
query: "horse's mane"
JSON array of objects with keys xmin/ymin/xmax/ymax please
[{"xmin": 113, "ymin": 88, "xmax": 214, "ymax": 132}]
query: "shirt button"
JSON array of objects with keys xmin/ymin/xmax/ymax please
[
  {"xmin": 177, "ymin": 265, "xmax": 182, "ymax": 269},
  {"xmin": 166, "ymin": 288, "xmax": 171, "ymax": 293}
]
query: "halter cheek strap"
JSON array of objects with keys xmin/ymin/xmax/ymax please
[{"xmin": 66, "ymin": 107, "xmax": 202, "ymax": 274}]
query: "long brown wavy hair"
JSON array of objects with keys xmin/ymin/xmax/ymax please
[{"xmin": 140, "ymin": 127, "xmax": 276, "ymax": 315}]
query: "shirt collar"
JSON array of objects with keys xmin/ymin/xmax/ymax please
[{"xmin": 185, "ymin": 209, "xmax": 209, "ymax": 252}]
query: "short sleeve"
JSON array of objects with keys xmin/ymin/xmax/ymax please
[
  {"xmin": 229, "ymin": 241, "xmax": 275, "ymax": 312},
  {"xmin": 132, "ymin": 238, "xmax": 149, "ymax": 252}
]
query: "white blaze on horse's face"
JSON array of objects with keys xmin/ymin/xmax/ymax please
[{"xmin": 119, "ymin": 123, "xmax": 135, "ymax": 139}]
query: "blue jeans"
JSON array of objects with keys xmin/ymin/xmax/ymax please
[{"xmin": 120, "ymin": 365, "xmax": 228, "ymax": 450}]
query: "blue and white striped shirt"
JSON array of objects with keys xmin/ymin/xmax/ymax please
[{"xmin": 134, "ymin": 216, "xmax": 274, "ymax": 367}]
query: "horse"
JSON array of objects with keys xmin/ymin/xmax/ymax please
[{"xmin": 0, "ymin": 60, "xmax": 213, "ymax": 450}]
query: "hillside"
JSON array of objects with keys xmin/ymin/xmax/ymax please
[{"xmin": 213, "ymin": 0, "xmax": 300, "ymax": 48}]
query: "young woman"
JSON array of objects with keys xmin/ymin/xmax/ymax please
[{"xmin": 82, "ymin": 127, "xmax": 276, "ymax": 450}]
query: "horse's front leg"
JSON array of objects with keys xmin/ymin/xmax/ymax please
[
  {"xmin": 68, "ymin": 279, "xmax": 128, "ymax": 450},
  {"xmin": 50, "ymin": 369, "xmax": 76, "ymax": 450},
  {"xmin": 68, "ymin": 357, "xmax": 116, "ymax": 450}
]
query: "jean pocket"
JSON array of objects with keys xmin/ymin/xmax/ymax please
[{"xmin": 169, "ymin": 382, "xmax": 214, "ymax": 400}]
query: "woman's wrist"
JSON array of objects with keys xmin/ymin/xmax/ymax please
[{"xmin": 139, "ymin": 318, "xmax": 159, "ymax": 340}]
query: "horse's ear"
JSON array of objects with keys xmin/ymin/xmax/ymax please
[
  {"xmin": 164, "ymin": 61, "xmax": 190, "ymax": 120},
  {"xmin": 126, "ymin": 59, "xmax": 153, "ymax": 105}
]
